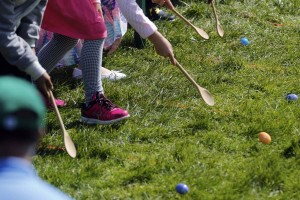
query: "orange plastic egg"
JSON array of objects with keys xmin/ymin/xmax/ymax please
[{"xmin": 258, "ymin": 132, "xmax": 271, "ymax": 144}]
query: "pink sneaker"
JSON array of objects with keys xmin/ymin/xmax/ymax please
[
  {"xmin": 81, "ymin": 93, "xmax": 130, "ymax": 124},
  {"xmin": 44, "ymin": 96, "xmax": 67, "ymax": 108},
  {"xmin": 54, "ymin": 98, "xmax": 66, "ymax": 107}
]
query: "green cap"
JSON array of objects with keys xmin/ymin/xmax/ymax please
[{"xmin": 0, "ymin": 76, "xmax": 45, "ymax": 131}]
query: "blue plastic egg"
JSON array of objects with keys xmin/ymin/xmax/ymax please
[
  {"xmin": 286, "ymin": 94, "xmax": 298, "ymax": 101},
  {"xmin": 176, "ymin": 183, "xmax": 189, "ymax": 194},
  {"xmin": 240, "ymin": 37, "xmax": 250, "ymax": 46}
]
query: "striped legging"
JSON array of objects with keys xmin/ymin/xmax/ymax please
[{"xmin": 38, "ymin": 33, "xmax": 104, "ymax": 104}]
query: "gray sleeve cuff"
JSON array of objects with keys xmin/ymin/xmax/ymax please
[
  {"xmin": 24, "ymin": 61, "xmax": 46, "ymax": 81},
  {"xmin": 26, "ymin": 38, "xmax": 37, "ymax": 48}
]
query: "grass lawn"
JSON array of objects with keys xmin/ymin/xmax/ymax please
[{"xmin": 34, "ymin": 0, "xmax": 300, "ymax": 199}]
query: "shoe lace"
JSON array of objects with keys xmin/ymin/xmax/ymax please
[{"xmin": 96, "ymin": 95, "xmax": 117, "ymax": 110}]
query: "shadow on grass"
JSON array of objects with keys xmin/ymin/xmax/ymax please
[
  {"xmin": 36, "ymin": 146, "xmax": 66, "ymax": 157},
  {"xmin": 50, "ymin": 66, "xmax": 83, "ymax": 91},
  {"xmin": 283, "ymin": 140, "xmax": 300, "ymax": 158},
  {"xmin": 85, "ymin": 148, "xmax": 111, "ymax": 161},
  {"xmin": 63, "ymin": 120, "xmax": 127, "ymax": 130}
]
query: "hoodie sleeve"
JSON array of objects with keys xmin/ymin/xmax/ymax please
[
  {"xmin": 116, "ymin": 0, "xmax": 157, "ymax": 39},
  {"xmin": 17, "ymin": 0, "xmax": 48, "ymax": 48},
  {"xmin": 0, "ymin": 0, "xmax": 46, "ymax": 80}
]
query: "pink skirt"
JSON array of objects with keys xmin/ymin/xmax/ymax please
[{"xmin": 42, "ymin": 0, "xmax": 107, "ymax": 40}]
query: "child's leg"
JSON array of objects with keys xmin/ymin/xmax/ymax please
[
  {"xmin": 80, "ymin": 39, "xmax": 104, "ymax": 104},
  {"xmin": 80, "ymin": 39, "xmax": 130, "ymax": 124},
  {"xmin": 38, "ymin": 33, "xmax": 78, "ymax": 73}
]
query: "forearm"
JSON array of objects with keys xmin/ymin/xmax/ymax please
[
  {"xmin": 148, "ymin": 31, "xmax": 162, "ymax": 45},
  {"xmin": 148, "ymin": 31, "xmax": 177, "ymax": 65},
  {"xmin": 0, "ymin": 36, "xmax": 46, "ymax": 80},
  {"xmin": 0, "ymin": 0, "xmax": 46, "ymax": 80}
]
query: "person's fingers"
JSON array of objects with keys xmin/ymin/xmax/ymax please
[
  {"xmin": 47, "ymin": 78, "xmax": 54, "ymax": 91},
  {"xmin": 36, "ymin": 73, "xmax": 53, "ymax": 99},
  {"xmin": 165, "ymin": 0, "xmax": 174, "ymax": 10},
  {"xmin": 152, "ymin": 0, "xmax": 165, "ymax": 6},
  {"xmin": 43, "ymin": 73, "xmax": 53, "ymax": 91},
  {"xmin": 43, "ymin": 83, "xmax": 51, "ymax": 99},
  {"xmin": 37, "ymin": 83, "xmax": 49, "ymax": 99},
  {"xmin": 107, "ymin": 38, "xmax": 121, "ymax": 55},
  {"xmin": 46, "ymin": 89, "xmax": 51, "ymax": 100},
  {"xmin": 159, "ymin": 1, "xmax": 165, "ymax": 6},
  {"xmin": 107, "ymin": 46, "xmax": 117, "ymax": 55},
  {"xmin": 168, "ymin": 54, "xmax": 177, "ymax": 65},
  {"xmin": 107, "ymin": 43, "xmax": 119, "ymax": 55}
]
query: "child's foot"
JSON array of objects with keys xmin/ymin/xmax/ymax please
[
  {"xmin": 81, "ymin": 93, "xmax": 130, "ymax": 124},
  {"xmin": 72, "ymin": 67, "xmax": 126, "ymax": 81},
  {"xmin": 102, "ymin": 70, "xmax": 126, "ymax": 81}
]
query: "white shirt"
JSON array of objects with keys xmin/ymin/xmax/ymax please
[{"xmin": 116, "ymin": 0, "xmax": 158, "ymax": 39}]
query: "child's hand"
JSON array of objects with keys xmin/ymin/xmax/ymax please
[
  {"xmin": 152, "ymin": 0, "xmax": 175, "ymax": 10},
  {"xmin": 164, "ymin": 0, "xmax": 174, "ymax": 10},
  {"xmin": 148, "ymin": 31, "xmax": 177, "ymax": 65},
  {"xmin": 151, "ymin": 0, "xmax": 166, "ymax": 6},
  {"xmin": 94, "ymin": 3, "xmax": 103, "ymax": 18},
  {"xmin": 35, "ymin": 72, "xmax": 53, "ymax": 99},
  {"xmin": 106, "ymin": 38, "xmax": 122, "ymax": 55}
]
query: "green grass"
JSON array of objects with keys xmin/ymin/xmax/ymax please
[{"xmin": 34, "ymin": 1, "xmax": 300, "ymax": 199}]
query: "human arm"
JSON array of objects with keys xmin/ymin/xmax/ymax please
[
  {"xmin": 20, "ymin": 0, "xmax": 54, "ymax": 98},
  {"xmin": 35, "ymin": 73, "xmax": 53, "ymax": 98},
  {"xmin": 116, "ymin": 0, "xmax": 158, "ymax": 38},
  {"xmin": 148, "ymin": 31, "xmax": 176, "ymax": 65},
  {"xmin": 17, "ymin": 0, "xmax": 47, "ymax": 48},
  {"xmin": 101, "ymin": 0, "xmax": 127, "ymax": 55},
  {"xmin": 0, "ymin": 0, "xmax": 46, "ymax": 80},
  {"xmin": 152, "ymin": 0, "xmax": 175, "ymax": 9},
  {"xmin": 106, "ymin": 37, "xmax": 122, "ymax": 55},
  {"xmin": 0, "ymin": 0, "xmax": 53, "ymax": 97},
  {"xmin": 116, "ymin": 0, "xmax": 176, "ymax": 65}
]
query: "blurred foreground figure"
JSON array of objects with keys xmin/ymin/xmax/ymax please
[{"xmin": 0, "ymin": 76, "xmax": 73, "ymax": 200}]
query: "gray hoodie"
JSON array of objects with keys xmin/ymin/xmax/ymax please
[{"xmin": 0, "ymin": 0, "xmax": 47, "ymax": 80}]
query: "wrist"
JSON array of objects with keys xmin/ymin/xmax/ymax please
[
  {"xmin": 24, "ymin": 61, "xmax": 46, "ymax": 81},
  {"xmin": 148, "ymin": 31, "xmax": 162, "ymax": 45}
]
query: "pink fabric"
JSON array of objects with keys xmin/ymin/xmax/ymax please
[{"xmin": 42, "ymin": 0, "xmax": 107, "ymax": 39}]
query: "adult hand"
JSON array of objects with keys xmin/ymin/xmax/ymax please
[
  {"xmin": 35, "ymin": 72, "xmax": 53, "ymax": 99},
  {"xmin": 106, "ymin": 38, "xmax": 122, "ymax": 55},
  {"xmin": 148, "ymin": 31, "xmax": 177, "ymax": 65}
]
